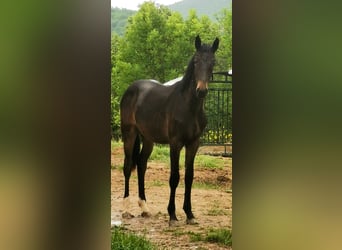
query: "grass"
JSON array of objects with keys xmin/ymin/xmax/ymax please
[
  {"xmin": 111, "ymin": 142, "xmax": 225, "ymax": 170},
  {"xmin": 111, "ymin": 227, "xmax": 157, "ymax": 250},
  {"xmin": 163, "ymin": 226, "xmax": 232, "ymax": 248},
  {"xmin": 111, "ymin": 140, "xmax": 123, "ymax": 150},
  {"xmin": 187, "ymin": 231, "xmax": 203, "ymax": 242},
  {"xmin": 149, "ymin": 144, "xmax": 171, "ymax": 163},
  {"xmin": 188, "ymin": 228, "xmax": 232, "ymax": 247},
  {"xmin": 191, "ymin": 181, "xmax": 219, "ymax": 190},
  {"xmin": 194, "ymin": 155, "xmax": 225, "ymax": 169},
  {"xmin": 112, "ymin": 164, "xmax": 123, "ymax": 170},
  {"xmin": 205, "ymin": 228, "xmax": 232, "ymax": 246},
  {"xmin": 150, "ymin": 180, "xmax": 165, "ymax": 187},
  {"xmin": 207, "ymin": 202, "xmax": 229, "ymax": 216}
]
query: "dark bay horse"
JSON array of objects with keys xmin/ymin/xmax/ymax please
[{"xmin": 120, "ymin": 35, "xmax": 219, "ymax": 226}]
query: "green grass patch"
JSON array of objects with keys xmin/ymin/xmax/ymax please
[
  {"xmin": 150, "ymin": 145, "xmax": 225, "ymax": 169},
  {"xmin": 163, "ymin": 227, "xmax": 232, "ymax": 248},
  {"xmin": 205, "ymin": 228, "xmax": 232, "ymax": 247},
  {"xmin": 150, "ymin": 180, "xmax": 165, "ymax": 187},
  {"xmin": 111, "ymin": 164, "xmax": 123, "ymax": 170},
  {"xmin": 111, "ymin": 140, "xmax": 122, "ymax": 150},
  {"xmin": 194, "ymin": 155, "xmax": 225, "ymax": 169},
  {"xmin": 111, "ymin": 227, "xmax": 156, "ymax": 250},
  {"xmin": 149, "ymin": 145, "xmax": 170, "ymax": 163},
  {"xmin": 112, "ymin": 141, "xmax": 226, "ymax": 170},
  {"xmin": 172, "ymin": 228, "xmax": 187, "ymax": 236},
  {"xmin": 187, "ymin": 228, "xmax": 232, "ymax": 247},
  {"xmin": 191, "ymin": 181, "xmax": 219, "ymax": 190},
  {"xmin": 187, "ymin": 231, "xmax": 203, "ymax": 242},
  {"xmin": 169, "ymin": 230, "xmax": 203, "ymax": 242}
]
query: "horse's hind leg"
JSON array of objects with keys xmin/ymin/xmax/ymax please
[
  {"xmin": 122, "ymin": 127, "xmax": 139, "ymax": 218},
  {"xmin": 137, "ymin": 138, "xmax": 153, "ymax": 217}
]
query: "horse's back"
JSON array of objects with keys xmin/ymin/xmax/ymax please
[
  {"xmin": 120, "ymin": 79, "xmax": 164, "ymax": 125},
  {"xmin": 121, "ymin": 79, "xmax": 159, "ymax": 104}
]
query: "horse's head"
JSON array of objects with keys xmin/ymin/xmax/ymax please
[{"xmin": 193, "ymin": 35, "xmax": 219, "ymax": 98}]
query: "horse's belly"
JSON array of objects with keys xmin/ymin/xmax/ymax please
[{"xmin": 136, "ymin": 120, "xmax": 169, "ymax": 144}]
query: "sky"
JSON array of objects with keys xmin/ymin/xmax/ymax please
[{"xmin": 111, "ymin": 0, "xmax": 180, "ymax": 10}]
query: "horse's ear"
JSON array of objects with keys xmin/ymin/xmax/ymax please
[
  {"xmin": 212, "ymin": 38, "xmax": 219, "ymax": 53},
  {"xmin": 195, "ymin": 35, "xmax": 201, "ymax": 51}
]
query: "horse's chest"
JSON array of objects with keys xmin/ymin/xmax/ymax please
[
  {"xmin": 190, "ymin": 118, "xmax": 206, "ymax": 136},
  {"xmin": 174, "ymin": 114, "xmax": 206, "ymax": 142}
]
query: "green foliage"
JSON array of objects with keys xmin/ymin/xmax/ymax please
[
  {"xmin": 121, "ymin": 2, "xmax": 190, "ymax": 83},
  {"xmin": 111, "ymin": 227, "xmax": 156, "ymax": 250},
  {"xmin": 111, "ymin": 2, "xmax": 232, "ymax": 140},
  {"xmin": 215, "ymin": 8, "xmax": 232, "ymax": 70},
  {"xmin": 111, "ymin": 33, "xmax": 123, "ymax": 140}
]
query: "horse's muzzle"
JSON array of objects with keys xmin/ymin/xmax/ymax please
[
  {"xmin": 196, "ymin": 80, "xmax": 208, "ymax": 98},
  {"xmin": 196, "ymin": 88, "xmax": 208, "ymax": 98}
]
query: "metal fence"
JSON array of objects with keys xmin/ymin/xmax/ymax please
[{"xmin": 200, "ymin": 71, "xmax": 232, "ymax": 155}]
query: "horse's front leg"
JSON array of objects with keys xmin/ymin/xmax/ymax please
[
  {"xmin": 167, "ymin": 142, "xmax": 182, "ymax": 226},
  {"xmin": 183, "ymin": 139, "xmax": 200, "ymax": 224}
]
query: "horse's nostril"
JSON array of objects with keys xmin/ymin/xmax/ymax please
[{"xmin": 196, "ymin": 88, "xmax": 208, "ymax": 98}]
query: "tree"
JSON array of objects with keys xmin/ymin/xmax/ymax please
[
  {"xmin": 215, "ymin": 9, "xmax": 232, "ymax": 71},
  {"xmin": 111, "ymin": 33, "xmax": 122, "ymax": 139}
]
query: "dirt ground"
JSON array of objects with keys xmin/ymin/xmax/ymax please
[{"xmin": 111, "ymin": 146, "xmax": 232, "ymax": 250}]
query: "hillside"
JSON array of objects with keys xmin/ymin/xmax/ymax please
[
  {"xmin": 111, "ymin": 0, "xmax": 231, "ymax": 35},
  {"xmin": 168, "ymin": 0, "xmax": 231, "ymax": 20},
  {"xmin": 111, "ymin": 7, "xmax": 136, "ymax": 36}
]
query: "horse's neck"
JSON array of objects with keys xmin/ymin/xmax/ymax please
[
  {"xmin": 178, "ymin": 57, "xmax": 206, "ymax": 113},
  {"xmin": 181, "ymin": 60, "xmax": 196, "ymax": 95},
  {"xmin": 179, "ymin": 80, "xmax": 204, "ymax": 114},
  {"xmin": 182, "ymin": 58, "xmax": 195, "ymax": 87}
]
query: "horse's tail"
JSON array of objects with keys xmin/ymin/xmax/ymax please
[{"xmin": 131, "ymin": 134, "xmax": 140, "ymax": 172}]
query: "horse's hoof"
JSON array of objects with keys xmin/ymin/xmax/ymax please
[
  {"xmin": 169, "ymin": 219, "xmax": 181, "ymax": 227},
  {"xmin": 141, "ymin": 211, "xmax": 152, "ymax": 218},
  {"xmin": 122, "ymin": 212, "xmax": 134, "ymax": 219},
  {"xmin": 186, "ymin": 218, "xmax": 198, "ymax": 225}
]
